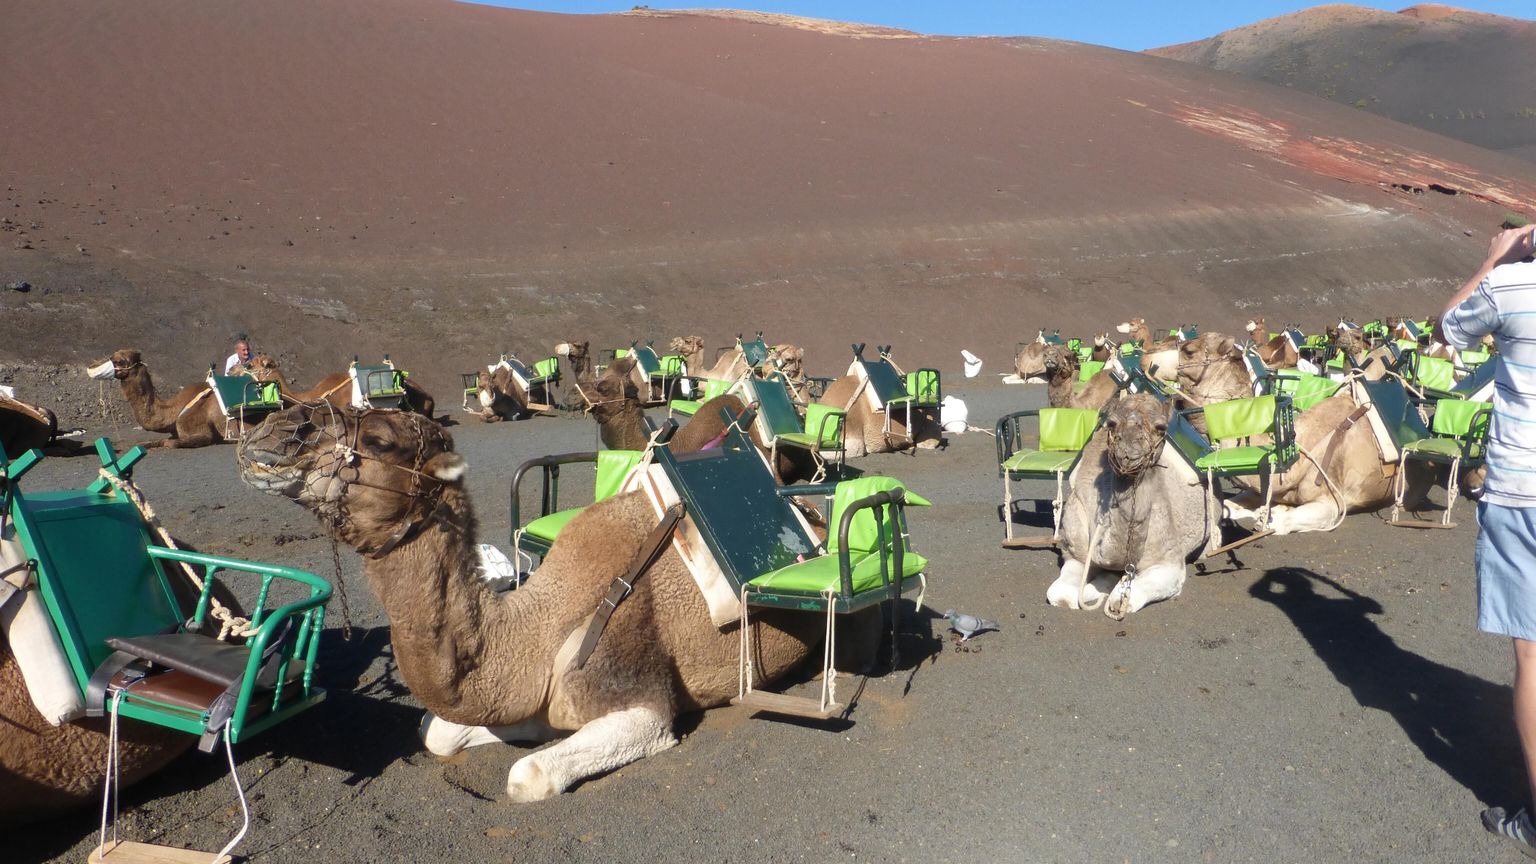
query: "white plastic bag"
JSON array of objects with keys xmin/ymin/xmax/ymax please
[
  {"xmin": 940, "ymin": 395, "xmax": 969, "ymax": 434},
  {"xmin": 961, "ymin": 350, "xmax": 983, "ymax": 379}
]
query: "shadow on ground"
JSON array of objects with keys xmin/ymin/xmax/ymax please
[{"xmin": 1251, "ymin": 567, "xmax": 1524, "ymax": 806}]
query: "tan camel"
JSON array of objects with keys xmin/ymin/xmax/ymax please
[
  {"xmin": 245, "ymin": 355, "xmax": 436, "ymax": 419},
  {"xmin": 1049, "ymin": 394, "xmax": 1218, "ymax": 617},
  {"xmin": 1327, "ymin": 327, "xmax": 1399, "ymax": 380},
  {"xmin": 817, "ymin": 368, "xmax": 942, "ymax": 459},
  {"xmin": 473, "ymin": 368, "xmax": 529, "ymax": 422},
  {"xmin": 1041, "ymin": 345, "xmax": 1118, "ymax": 411},
  {"xmin": 1245, "ymin": 317, "xmax": 1299, "ymax": 369},
  {"xmin": 1116, "ymin": 318, "xmax": 1182, "ymax": 381},
  {"xmin": 667, "ymin": 336, "xmax": 752, "ymax": 382},
  {"xmin": 1013, "ymin": 341, "xmax": 1048, "ymax": 382},
  {"xmin": 1175, "ymin": 340, "xmax": 1437, "ymax": 534},
  {"xmin": 237, "ymin": 405, "xmax": 875, "ymax": 801},
  {"xmin": 88, "ymin": 349, "xmax": 255, "ymax": 448}
]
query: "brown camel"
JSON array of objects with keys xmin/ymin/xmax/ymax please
[
  {"xmin": 474, "ymin": 368, "xmax": 529, "ymax": 423},
  {"xmin": 581, "ymin": 357, "xmax": 817, "ymax": 483},
  {"xmin": 237, "ymin": 405, "xmax": 875, "ymax": 801},
  {"xmin": 1245, "ymin": 317, "xmax": 1299, "ymax": 369},
  {"xmin": 1041, "ymin": 345, "xmax": 1118, "ymax": 411},
  {"xmin": 1175, "ymin": 341, "xmax": 1439, "ymax": 534},
  {"xmin": 668, "ymin": 336, "xmax": 754, "ymax": 382},
  {"xmin": 88, "ymin": 349, "xmax": 255, "ymax": 448},
  {"xmin": 1013, "ymin": 340, "xmax": 1048, "ymax": 382},
  {"xmin": 245, "ymin": 354, "xmax": 436, "ymax": 419}
]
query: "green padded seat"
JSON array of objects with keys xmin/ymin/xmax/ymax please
[
  {"xmin": 751, "ymin": 550, "xmax": 929, "ymax": 594},
  {"xmin": 531, "ymin": 356, "xmax": 561, "ymax": 380},
  {"xmin": 670, "ymin": 378, "xmax": 735, "ymax": 416},
  {"xmin": 1001, "ymin": 450, "xmax": 1078, "ymax": 473},
  {"xmin": 1400, "ymin": 438, "xmax": 1467, "ymax": 458},
  {"xmin": 1460, "ymin": 349, "xmax": 1491, "ymax": 369},
  {"xmin": 1414, "ymin": 356, "xmax": 1456, "ymax": 394},
  {"xmin": 1196, "ymin": 445, "xmax": 1273, "ymax": 473},
  {"xmin": 1078, "ymin": 360, "xmax": 1107, "ymax": 382},
  {"xmin": 1273, "ymin": 372, "xmax": 1340, "ymax": 412},
  {"xmin": 522, "ymin": 508, "xmax": 582, "ymax": 543},
  {"xmin": 658, "ymin": 355, "xmax": 687, "ymax": 378},
  {"xmin": 906, "ymin": 369, "xmax": 941, "ymax": 407}
]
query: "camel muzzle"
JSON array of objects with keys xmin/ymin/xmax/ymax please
[{"xmin": 87, "ymin": 360, "xmax": 116, "ymax": 380}]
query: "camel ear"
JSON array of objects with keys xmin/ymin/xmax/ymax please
[{"xmin": 426, "ymin": 452, "xmax": 467, "ymax": 483}]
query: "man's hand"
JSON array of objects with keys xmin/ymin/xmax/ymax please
[{"xmin": 1489, "ymin": 226, "xmax": 1536, "ymax": 267}]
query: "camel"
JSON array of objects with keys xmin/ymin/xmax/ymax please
[
  {"xmin": 667, "ymin": 336, "xmax": 806, "ymax": 390},
  {"xmin": 580, "ymin": 356, "xmax": 816, "ymax": 483},
  {"xmin": 1048, "ymin": 394, "xmax": 1219, "ymax": 617},
  {"xmin": 1013, "ymin": 341, "xmax": 1048, "ymax": 382},
  {"xmin": 245, "ymin": 354, "xmax": 436, "ymax": 419},
  {"xmin": 1245, "ymin": 317, "xmax": 1299, "ymax": 369},
  {"xmin": 236, "ymin": 404, "xmax": 877, "ymax": 801},
  {"xmin": 1116, "ymin": 318, "xmax": 1182, "ymax": 381},
  {"xmin": 88, "ymin": 349, "xmax": 258, "ymax": 448},
  {"xmin": 817, "ymin": 365, "xmax": 943, "ymax": 459},
  {"xmin": 0, "ymin": 395, "xmax": 90, "ymax": 459},
  {"xmin": 1327, "ymin": 327, "xmax": 1400, "ymax": 381},
  {"xmin": 1041, "ymin": 345, "xmax": 1118, "ymax": 411},
  {"xmin": 1175, "ymin": 338, "xmax": 1440, "ymax": 534},
  {"xmin": 474, "ymin": 368, "xmax": 529, "ymax": 422}
]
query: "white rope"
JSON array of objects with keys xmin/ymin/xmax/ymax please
[
  {"xmin": 97, "ymin": 469, "xmax": 256, "ymax": 641},
  {"xmin": 821, "ymin": 588, "xmax": 837, "ymax": 712},
  {"xmin": 98, "ymin": 688, "xmax": 125, "ymax": 856},
  {"xmin": 212, "ymin": 733, "xmax": 251, "ymax": 864}
]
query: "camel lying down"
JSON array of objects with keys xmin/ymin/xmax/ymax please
[
  {"xmin": 1049, "ymin": 395, "xmax": 1219, "ymax": 617},
  {"xmin": 238, "ymin": 404, "xmax": 876, "ymax": 801}
]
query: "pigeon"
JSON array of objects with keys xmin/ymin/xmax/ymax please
[{"xmin": 943, "ymin": 609, "xmax": 998, "ymax": 642}]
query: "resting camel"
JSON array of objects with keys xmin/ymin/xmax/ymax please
[
  {"xmin": 581, "ymin": 356, "xmax": 816, "ymax": 483},
  {"xmin": 1116, "ymin": 318, "xmax": 1181, "ymax": 381},
  {"xmin": 237, "ymin": 405, "xmax": 876, "ymax": 801},
  {"xmin": 474, "ymin": 368, "xmax": 529, "ymax": 422},
  {"xmin": 245, "ymin": 354, "xmax": 436, "ymax": 419},
  {"xmin": 1245, "ymin": 317, "xmax": 1299, "ymax": 369},
  {"xmin": 1175, "ymin": 336, "xmax": 1440, "ymax": 534},
  {"xmin": 1041, "ymin": 345, "xmax": 1118, "ymax": 411},
  {"xmin": 667, "ymin": 336, "xmax": 806, "ymax": 387},
  {"xmin": 1049, "ymin": 394, "xmax": 1218, "ymax": 617},
  {"xmin": 1013, "ymin": 340, "xmax": 1048, "ymax": 382},
  {"xmin": 1, "ymin": 395, "xmax": 90, "ymax": 459},
  {"xmin": 817, "ymin": 367, "xmax": 942, "ymax": 459},
  {"xmin": 88, "ymin": 349, "xmax": 254, "ymax": 448},
  {"xmin": 0, "ymin": 566, "xmax": 241, "ymax": 825}
]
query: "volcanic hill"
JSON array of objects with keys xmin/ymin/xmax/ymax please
[
  {"xmin": 2, "ymin": 0, "xmax": 1533, "ymax": 407},
  {"xmin": 1150, "ymin": 4, "xmax": 1536, "ymax": 162}
]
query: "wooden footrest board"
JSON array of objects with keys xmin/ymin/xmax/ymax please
[
  {"xmin": 1205, "ymin": 529, "xmax": 1274, "ymax": 558},
  {"xmin": 91, "ymin": 840, "xmax": 232, "ymax": 864},
  {"xmin": 1390, "ymin": 518, "xmax": 1456, "ymax": 530},
  {"xmin": 731, "ymin": 691, "xmax": 843, "ymax": 720},
  {"xmin": 1002, "ymin": 536, "xmax": 1059, "ymax": 550}
]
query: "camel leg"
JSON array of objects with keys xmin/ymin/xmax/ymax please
[
  {"xmin": 419, "ymin": 714, "xmax": 561, "ymax": 756},
  {"xmin": 1232, "ymin": 501, "xmax": 1341, "ymax": 535},
  {"xmin": 505, "ymin": 706, "xmax": 676, "ymax": 802},
  {"xmin": 1047, "ymin": 560, "xmax": 1118, "ymax": 609},
  {"xmin": 1116, "ymin": 563, "xmax": 1186, "ymax": 615}
]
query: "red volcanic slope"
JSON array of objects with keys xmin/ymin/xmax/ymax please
[
  {"xmin": 1, "ymin": 0, "xmax": 1533, "ymax": 388},
  {"xmin": 1151, "ymin": 4, "xmax": 1536, "ymax": 162}
]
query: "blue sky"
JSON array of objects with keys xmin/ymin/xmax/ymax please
[{"xmin": 466, "ymin": 1, "xmax": 1533, "ymax": 51}]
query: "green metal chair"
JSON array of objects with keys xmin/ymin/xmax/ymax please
[
  {"xmin": 2, "ymin": 439, "xmax": 330, "ymax": 861},
  {"xmin": 1271, "ymin": 370, "xmax": 1341, "ymax": 412},
  {"xmin": 509, "ymin": 449, "xmax": 644, "ymax": 563},
  {"xmin": 643, "ymin": 414, "xmax": 927, "ymax": 719},
  {"xmin": 206, "ymin": 371, "xmax": 283, "ymax": 437},
  {"xmin": 905, "ymin": 368, "xmax": 942, "ymax": 410},
  {"xmin": 1175, "ymin": 395, "xmax": 1298, "ymax": 531},
  {"xmin": 1390, "ymin": 398, "xmax": 1492, "ymax": 529},
  {"xmin": 995, "ymin": 407, "xmax": 1100, "ymax": 546},
  {"xmin": 1453, "ymin": 355, "xmax": 1501, "ymax": 402},
  {"xmin": 669, "ymin": 376, "xmax": 738, "ymax": 418},
  {"xmin": 348, "ymin": 356, "xmax": 408, "ymax": 409},
  {"xmin": 1408, "ymin": 353, "xmax": 1458, "ymax": 399},
  {"xmin": 739, "ymin": 376, "xmax": 847, "ymax": 482}
]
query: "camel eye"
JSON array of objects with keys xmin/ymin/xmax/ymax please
[
  {"xmin": 1154, "ymin": 421, "xmax": 1168, "ymax": 433},
  {"xmin": 362, "ymin": 433, "xmax": 394, "ymax": 453},
  {"xmin": 1106, "ymin": 417, "xmax": 1119, "ymax": 429}
]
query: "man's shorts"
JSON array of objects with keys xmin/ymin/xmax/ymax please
[{"xmin": 1477, "ymin": 501, "xmax": 1536, "ymax": 641}]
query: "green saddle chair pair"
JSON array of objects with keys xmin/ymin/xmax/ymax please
[{"xmin": 1390, "ymin": 397, "xmax": 1492, "ymax": 529}]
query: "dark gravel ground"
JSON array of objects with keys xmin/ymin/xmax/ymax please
[{"xmin": 15, "ymin": 378, "xmax": 1524, "ymax": 863}]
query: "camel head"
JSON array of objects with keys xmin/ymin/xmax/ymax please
[
  {"xmin": 476, "ymin": 369, "xmax": 495, "ymax": 393},
  {"xmin": 1041, "ymin": 344, "xmax": 1079, "ymax": 382},
  {"xmin": 1116, "ymin": 318, "xmax": 1151, "ymax": 344},
  {"xmin": 1104, "ymin": 393, "xmax": 1169, "ymax": 478},
  {"xmin": 1245, "ymin": 317, "xmax": 1267, "ymax": 336},
  {"xmin": 88, "ymin": 349, "xmax": 144, "ymax": 381},
  {"xmin": 555, "ymin": 340, "xmax": 592, "ymax": 378},
  {"xmin": 669, "ymin": 335, "xmax": 704, "ymax": 356},
  {"xmin": 772, "ymin": 344, "xmax": 805, "ymax": 381},
  {"xmin": 587, "ymin": 355, "xmax": 641, "ymax": 415},
  {"xmin": 1330, "ymin": 325, "xmax": 1365, "ymax": 356},
  {"xmin": 238, "ymin": 404, "xmax": 464, "ymax": 553},
  {"xmin": 1174, "ymin": 333, "xmax": 1242, "ymax": 391},
  {"xmin": 1093, "ymin": 332, "xmax": 1110, "ymax": 348},
  {"xmin": 246, "ymin": 354, "xmax": 284, "ymax": 382}
]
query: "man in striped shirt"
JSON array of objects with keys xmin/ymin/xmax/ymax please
[{"xmin": 1437, "ymin": 224, "xmax": 1536, "ymax": 854}]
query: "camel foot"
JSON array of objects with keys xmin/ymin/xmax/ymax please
[
  {"xmin": 504, "ymin": 706, "xmax": 675, "ymax": 802},
  {"xmin": 1047, "ymin": 561, "xmax": 1115, "ymax": 609},
  {"xmin": 420, "ymin": 714, "xmax": 560, "ymax": 756}
]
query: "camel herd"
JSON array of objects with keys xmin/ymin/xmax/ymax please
[{"xmin": 0, "ymin": 316, "xmax": 1497, "ymax": 835}]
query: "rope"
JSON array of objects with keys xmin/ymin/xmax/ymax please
[{"xmin": 96, "ymin": 469, "xmax": 256, "ymax": 641}]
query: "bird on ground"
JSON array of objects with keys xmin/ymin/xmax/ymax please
[{"xmin": 943, "ymin": 609, "xmax": 999, "ymax": 642}]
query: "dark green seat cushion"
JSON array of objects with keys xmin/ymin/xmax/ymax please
[
  {"xmin": 1196, "ymin": 445, "xmax": 1274, "ymax": 473},
  {"xmin": 750, "ymin": 550, "xmax": 928, "ymax": 595},
  {"xmin": 1002, "ymin": 450, "xmax": 1078, "ymax": 474},
  {"xmin": 523, "ymin": 508, "xmax": 582, "ymax": 542}
]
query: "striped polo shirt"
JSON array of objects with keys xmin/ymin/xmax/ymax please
[{"xmin": 1443, "ymin": 259, "xmax": 1536, "ymax": 507}]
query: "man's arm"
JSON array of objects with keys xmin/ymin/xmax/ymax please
[{"xmin": 1435, "ymin": 227, "xmax": 1536, "ymax": 345}]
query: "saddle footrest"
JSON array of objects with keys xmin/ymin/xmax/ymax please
[
  {"xmin": 91, "ymin": 839, "xmax": 231, "ymax": 864},
  {"xmin": 731, "ymin": 691, "xmax": 843, "ymax": 720}
]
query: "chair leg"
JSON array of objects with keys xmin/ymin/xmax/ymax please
[
  {"xmin": 1390, "ymin": 451, "xmax": 1410, "ymax": 526},
  {"xmin": 1003, "ymin": 473, "xmax": 1014, "ymax": 540},
  {"xmin": 1052, "ymin": 471, "xmax": 1065, "ymax": 540}
]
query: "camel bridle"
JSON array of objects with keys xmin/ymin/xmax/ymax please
[{"xmin": 252, "ymin": 404, "xmax": 453, "ymax": 559}]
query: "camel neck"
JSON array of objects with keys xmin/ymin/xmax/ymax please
[
  {"xmin": 596, "ymin": 403, "xmax": 648, "ymax": 450},
  {"xmin": 361, "ymin": 486, "xmax": 557, "ymax": 725},
  {"xmin": 119, "ymin": 367, "xmax": 178, "ymax": 431}
]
